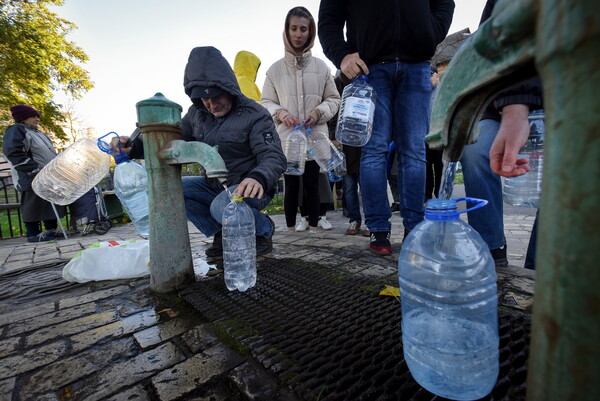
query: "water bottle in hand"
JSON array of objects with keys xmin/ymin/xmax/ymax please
[
  {"xmin": 335, "ymin": 75, "xmax": 376, "ymax": 147},
  {"xmin": 222, "ymin": 194, "xmax": 256, "ymax": 292}
]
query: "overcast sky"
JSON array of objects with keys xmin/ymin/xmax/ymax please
[{"xmin": 53, "ymin": 0, "xmax": 486, "ymax": 138}]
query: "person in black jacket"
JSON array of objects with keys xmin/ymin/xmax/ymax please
[
  {"xmin": 460, "ymin": 0, "xmax": 542, "ymax": 268},
  {"xmin": 2, "ymin": 105, "xmax": 66, "ymax": 242},
  {"xmin": 114, "ymin": 47, "xmax": 287, "ymax": 257},
  {"xmin": 318, "ymin": 0, "xmax": 455, "ymax": 255}
]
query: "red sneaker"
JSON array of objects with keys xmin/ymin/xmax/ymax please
[{"xmin": 369, "ymin": 231, "xmax": 392, "ymax": 255}]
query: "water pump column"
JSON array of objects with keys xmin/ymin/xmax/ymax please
[{"xmin": 136, "ymin": 93, "xmax": 193, "ymax": 293}]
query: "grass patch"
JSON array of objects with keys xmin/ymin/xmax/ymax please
[{"xmin": 212, "ymin": 319, "xmax": 257, "ymax": 356}]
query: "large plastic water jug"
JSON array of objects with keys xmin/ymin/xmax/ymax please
[
  {"xmin": 113, "ymin": 153, "xmax": 150, "ymax": 237},
  {"xmin": 284, "ymin": 126, "xmax": 307, "ymax": 176},
  {"xmin": 502, "ymin": 109, "xmax": 544, "ymax": 208},
  {"xmin": 32, "ymin": 137, "xmax": 111, "ymax": 205},
  {"xmin": 335, "ymin": 75, "xmax": 377, "ymax": 147},
  {"xmin": 222, "ymin": 195, "xmax": 256, "ymax": 292},
  {"xmin": 399, "ymin": 197, "xmax": 499, "ymax": 400}
]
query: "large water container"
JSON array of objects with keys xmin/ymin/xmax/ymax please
[
  {"xmin": 501, "ymin": 109, "xmax": 544, "ymax": 207},
  {"xmin": 335, "ymin": 75, "xmax": 377, "ymax": 147},
  {"xmin": 399, "ymin": 198, "xmax": 499, "ymax": 400},
  {"xmin": 113, "ymin": 153, "xmax": 150, "ymax": 237},
  {"xmin": 284, "ymin": 126, "xmax": 307, "ymax": 176},
  {"xmin": 32, "ymin": 138, "xmax": 111, "ymax": 205},
  {"xmin": 222, "ymin": 195, "xmax": 256, "ymax": 292}
]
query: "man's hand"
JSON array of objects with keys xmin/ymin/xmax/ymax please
[
  {"xmin": 340, "ymin": 53, "xmax": 369, "ymax": 79},
  {"xmin": 110, "ymin": 135, "xmax": 132, "ymax": 155},
  {"xmin": 234, "ymin": 178, "xmax": 264, "ymax": 199},
  {"xmin": 489, "ymin": 104, "xmax": 531, "ymax": 177}
]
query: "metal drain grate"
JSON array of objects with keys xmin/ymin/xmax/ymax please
[{"xmin": 181, "ymin": 259, "xmax": 531, "ymax": 401}]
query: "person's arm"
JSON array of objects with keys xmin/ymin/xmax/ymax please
[
  {"xmin": 2, "ymin": 125, "xmax": 38, "ymax": 174},
  {"xmin": 318, "ymin": 0, "xmax": 353, "ymax": 69},
  {"xmin": 430, "ymin": 0, "xmax": 456, "ymax": 44},
  {"xmin": 306, "ymin": 70, "xmax": 341, "ymax": 126},
  {"xmin": 489, "ymin": 104, "xmax": 531, "ymax": 177},
  {"xmin": 239, "ymin": 111, "xmax": 287, "ymax": 198},
  {"xmin": 260, "ymin": 73, "xmax": 301, "ymax": 127}
]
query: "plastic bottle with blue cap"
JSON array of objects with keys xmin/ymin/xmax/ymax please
[
  {"xmin": 399, "ymin": 197, "xmax": 499, "ymax": 400},
  {"xmin": 283, "ymin": 125, "xmax": 307, "ymax": 176}
]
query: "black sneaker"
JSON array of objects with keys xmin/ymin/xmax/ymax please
[
  {"xmin": 256, "ymin": 216, "xmax": 275, "ymax": 256},
  {"xmin": 205, "ymin": 231, "xmax": 223, "ymax": 257},
  {"xmin": 491, "ymin": 245, "xmax": 508, "ymax": 267},
  {"xmin": 369, "ymin": 231, "xmax": 392, "ymax": 255},
  {"xmin": 27, "ymin": 230, "xmax": 58, "ymax": 243}
]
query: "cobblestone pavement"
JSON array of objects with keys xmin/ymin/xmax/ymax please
[{"xmin": 0, "ymin": 186, "xmax": 536, "ymax": 400}]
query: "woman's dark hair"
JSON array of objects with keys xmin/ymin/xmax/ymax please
[{"xmin": 285, "ymin": 6, "xmax": 314, "ymax": 50}]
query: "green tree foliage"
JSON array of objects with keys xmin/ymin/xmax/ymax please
[{"xmin": 0, "ymin": 0, "xmax": 93, "ymax": 143}]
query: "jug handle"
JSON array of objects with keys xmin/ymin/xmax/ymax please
[
  {"xmin": 455, "ymin": 197, "xmax": 489, "ymax": 215},
  {"xmin": 97, "ymin": 132, "xmax": 120, "ymax": 154}
]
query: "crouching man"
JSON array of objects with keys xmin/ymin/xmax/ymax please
[{"xmin": 115, "ymin": 46, "xmax": 286, "ymax": 257}]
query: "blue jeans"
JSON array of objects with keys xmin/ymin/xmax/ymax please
[
  {"xmin": 343, "ymin": 172, "xmax": 362, "ymax": 223},
  {"xmin": 181, "ymin": 176, "xmax": 273, "ymax": 238},
  {"xmin": 360, "ymin": 61, "xmax": 429, "ymax": 232},
  {"xmin": 461, "ymin": 119, "xmax": 506, "ymax": 250}
]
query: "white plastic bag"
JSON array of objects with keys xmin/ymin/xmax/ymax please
[{"xmin": 63, "ymin": 239, "xmax": 150, "ymax": 283}]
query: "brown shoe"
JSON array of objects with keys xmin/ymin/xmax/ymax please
[
  {"xmin": 362, "ymin": 227, "xmax": 371, "ymax": 237},
  {"xmin": 345, "ymin": 221, "xmax": 361, "ymax": 235}
]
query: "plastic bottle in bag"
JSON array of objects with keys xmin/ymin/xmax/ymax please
[
  {"xmin": 284, "ymin": 126, "xmax": 307, "ymax": 175},
  {"xmin": 222, "ymin": 194, "xmax": 256, "ymax": 292},
  {"xmin": 335, "ymin": 75, "xmax": 377, "ymax": 147},
  {"xmin": 501, "ymin": 109, "xmax": 544, "ymax": 208},
  {"xmin": 32, "ymin": 138, "xmax": 111, "ymax": 205},
  {"xmin": 399, "ymin": 198, "xmax": 499, "ymax": 400},
  {"xmin": 113, "ymin": 153, "xmax": 150, "ymax": 237}
]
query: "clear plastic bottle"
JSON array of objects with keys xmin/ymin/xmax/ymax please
[
  {"xmin": 32, "ymin": 138, "xmax": 111, "ymax": 205},
  {"xmin": 113, "ymin": 153, "xmax": 150, "ymax": 237},
  {"xmin": 284, "ymin": 126, "xmax": 307, "ymax": 175},
  {"xmin": 222, "ymin": 195, "xmax": 256, "ymax": 292},
  {"xmin": 305, "ymin": 126, "xmax": 344, "ymax": 172},
  {"xmin": 335, "ymin": 75, "xmax": 377, "ymax": 147},
  {"xmin": 502, "ymin": 109, "xmax": 544, "ymax": 207},
  {"xmin": 399, "ymin": 198, "xmax": 499, "ymax": 400}
]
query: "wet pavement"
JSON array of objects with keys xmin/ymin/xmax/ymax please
[{"xmin": 0, "ymin": 185, "xmax": 536, "ymax": 401}]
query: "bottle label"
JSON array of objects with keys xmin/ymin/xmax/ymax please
[{"xmin": 342, "ymin": 98, "xmax": 375, "ymax": 122}]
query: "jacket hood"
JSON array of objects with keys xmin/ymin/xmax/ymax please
[
  {"xmin": 233, "ymin": 51, "xmax": 261, "ymax": 83},
  {"xmin": 184, "ymin": 46, "xmax": 242, "ymax": 100},
  {"xmin": 283, "ymin": 15, "xmax": 315, "ymax": 57}
]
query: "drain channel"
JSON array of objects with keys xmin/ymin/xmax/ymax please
[{"xmin": 181, "ymin": 259, "xmax": 530, "ymax": 400}]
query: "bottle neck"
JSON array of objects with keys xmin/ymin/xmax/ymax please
[{"xmin": 425, "ymin": 199, "xmax": 460, "ymax": 221}]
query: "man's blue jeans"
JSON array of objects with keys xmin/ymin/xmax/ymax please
[
  {"xmin": 461, "ymin": 119, "xmax": 506, "ymax": 250},
  {"xmin": 360, "ymin": 61, "xmax": 429, "ymax": 232},
  {"xmin": 343, "ymin": 172, "xmax": 362, "ymax": 223},
  {"xmin": 181, "ymin": 176, "xmax": 273, "ymax": 238}
]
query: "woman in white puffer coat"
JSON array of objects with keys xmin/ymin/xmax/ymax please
[{"xmin": 261, "ymin": 6, "xmax": 340, "ymax": 233}]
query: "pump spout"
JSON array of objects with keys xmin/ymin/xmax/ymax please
[
  {"xmin": 426, "ymin": 0, "xmax": 538, "ymax": 161},
  {"xmin": 159, "ymin": 139, "xmax": 228, "ymax": 180}
]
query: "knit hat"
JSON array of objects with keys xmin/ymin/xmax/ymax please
[{"xmin": 10, "ymin": 105, "xmax": 40, "ymax": 122}]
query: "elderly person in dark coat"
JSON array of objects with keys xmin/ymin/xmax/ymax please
[{"xmin": 2, "ymin": 105, "xmax": 66, "ymax": 242}]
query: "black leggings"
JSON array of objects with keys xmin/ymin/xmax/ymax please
[{"xmin": 284, "ymin": 161, "xmax": 320, "ymax": 228}]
